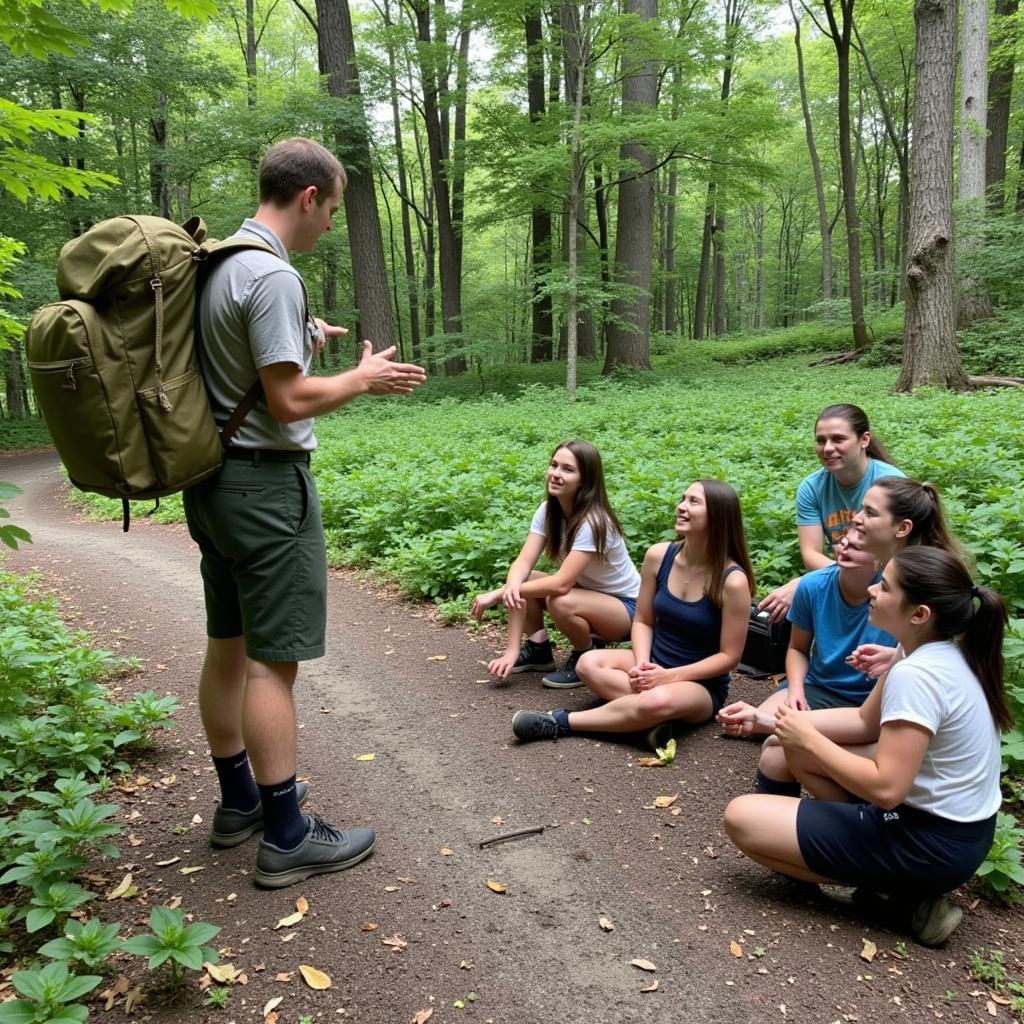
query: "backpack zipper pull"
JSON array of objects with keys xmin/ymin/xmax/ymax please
[{"xmin": 63, "ymin": 364, "xmax": 77, "ymax": 391}]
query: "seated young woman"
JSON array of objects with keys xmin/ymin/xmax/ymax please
[
  {"xmin": 471, "ymin": 439, "xmax": 640, "ymax": 688},
  {"xmin": 724, "ymin": 546, "xmax": 1008, "ymax": 947},
  {"xmin": 509, "ymin": 479, "xmax": 754, "ymax": 745},
  {"xmin": 717, "ymin": 533, "xmax": 894, "ymax": 736},
  {"xmin": 758, "ymin": 403, "xmax": 903, "ymax": 623}
]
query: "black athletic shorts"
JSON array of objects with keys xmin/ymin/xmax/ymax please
[{"xmin": 797, "ymin": 799, "xmax": 996, "ymax": 895}]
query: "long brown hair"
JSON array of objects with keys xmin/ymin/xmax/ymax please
[
  {"xmin": 816, "ymin": 403, "xmax": 895, "ymax": 464},
  {"xmin": 872, "ymin": 477, "xmax": 967, "ymax": 562},
  {"xmin": 891, "ymin": 547, "xmax": 1011, "ymax": 731},
  {"xmin": 543, "ymin": 440, "xmax": 625, "ymax": 562},
  {"xmin": 683, "ymin": 479, "xmax": 756, "ymax": 608}
]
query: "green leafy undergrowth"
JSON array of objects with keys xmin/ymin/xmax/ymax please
[{"xmin": 0, "ymin": 417, "xmax": 51, "ymax": 452}]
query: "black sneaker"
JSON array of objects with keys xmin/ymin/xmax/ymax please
[
  {"xmin": 210, "ymin": 781, "xmax": 310, "ymax": 848},
  {"xmin": 512, "ymin": 709, "xmax": 567, "ymax": 742},
  {"xmin": 254, "ymin": 813, "xmax": 376, "ymax": 889},
  {"xmin": 542, "ymin": 650, "xmax": 584, "ymax": 688},
  {"xmin": 910, "ymin": 894, "xmax": 963, "ymax": 947},
  {"xmin": 510, "ymin": 639, "xmax": 557, "ymax": 674}
]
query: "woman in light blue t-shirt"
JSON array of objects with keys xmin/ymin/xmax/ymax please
[
  {"xmin": 758, "ymin": 403, "xmax": 902, "ymax": 623},
  {"xmin": 471, "ymin": 440, "xmax": 640, "ymax": 687}
]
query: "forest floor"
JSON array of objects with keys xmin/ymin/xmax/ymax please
[{"xmin": 3, "ymin": 449, "xmax": 1022, "ymax": 1024}]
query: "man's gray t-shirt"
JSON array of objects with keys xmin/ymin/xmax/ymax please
[{"xmin": 198, "ymin": 219, "xmax": 316, "ymax": 451}]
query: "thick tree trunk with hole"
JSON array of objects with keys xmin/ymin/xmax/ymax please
[
  {"xmin": 985, "ymin": 0, "xmax": 1019, "ymax": 210},
  {"xmin": 317, "ymin": 0, "xmax": 397, "ymax": 353},
  {"xmin": 957, "ymin": 0, "xmax": 992, "ymax": 328},
  {"xmin": 526, "ymin": 6, "xmax": 553, "ymax": 361},
  {"xmin": 899, "ymin": 0, "xmax": 966, "ymax": 392},
  {"xmin": 603, "ymin": 0, "xmax": 656, "ymax": 372}
]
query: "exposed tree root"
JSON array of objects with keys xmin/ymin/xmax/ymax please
[
  {"xmin": 967, "ymin": 375, "xmax": 1024, "ymax": 390},
  {"xmin": 810, "ymin": 350, "xmax": 865, "ymax": 367}
]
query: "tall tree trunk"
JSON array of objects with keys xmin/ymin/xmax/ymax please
[
  {"xmin": 899, "ymin": 0, "xmax": 966, "ymax": 391},
  {"xmin": 412, "ymin": 0, "xmax": 464, "ymax": 373},
  {"xmin": 985, "ymin": 0, "xmax": 1019, "ymax": 211},
  {"xmin": 790, "ymin": 0, "xmax": 832, "ymax": 303},
  {"xmin": 603, "ymin": 0, "xmax": 656, "ymax": 372},
  {"xmin": 526, "ymin": 5, "xmax": 554, "ymax": 361},
  {"xmin": 693, "ymin": 193, "xmax": 714, "ymax": 338},
  {"xmin": 317, "ymin": 0, "xmax": 398, "ymax": 352},
  {"xmin": 451, "ymin": 12, "xmax": 470, "ymax": 283},
  {"xmin": 752, "ymin": 201, "xmax": 765, "ymax": 329},
  {"xmin": 712, "ymin": 212, "xmax": 727, "ymax": 334},
  {"xmin": 5, "ymin": 344, "xmax": 24, "ymax": 418},
  {"xmin": 957, "ymin": 0, "xmax": 993, "ymax": 327},
  {"xmin": 822, "ymin": 0, "xmax": 869, "ymax": 351},
  {"xmin": 663, "ymin": 163, "xmax": 678, "ymax": 334},
  {"xmin": 593, "ymin": 164, "xmax": 611, "ymax": 351},
  {"xmin": 149, "ymin": 92, "xmax": 171, "ymax": 219}
]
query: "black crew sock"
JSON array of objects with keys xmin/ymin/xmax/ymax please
[
  {"xmin": 754, "ymin": 768, "xmax": 801, "ymax": 798},
  {"xmin": 258, "ymin": 776, "xmax": 307, "ymax": 850},
  {"xmin": 553, "ymin": 709, "xmax": 572, "ymax": 736},
  {"xmin": 211, "ymin": 750, "xmax": 259, "ymax": 812}
]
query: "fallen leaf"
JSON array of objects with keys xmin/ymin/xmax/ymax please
[
  {"xmin": 266, "ymin": 1014, "xmax": 279, "ymax": 1024},
  {"xmin": 991, "ymin": 994, "xmax": 1012, "ymax": 1006},
  {"xmin": 460, "ymin": 960, "xmax": 474, "ymax": 970},
  {"xmin": 641, "ymin": 980, "xmax": 659, "ymax": 993},
  {"xmin": 453, "ymin": 1000, "xmax": 465, "ymax": 1009},
  {"xmin": 276, "ymin": 911, "xmax": 305, "ymax": 929},
  {"xmin": 128, "ymin": 834, "xmax": 143, "ymax": 847},
  {"xmin": 167, "ymin": 895, "xmax": 182, "ymax": 909},
  {"xmin": 100, "ymin": 975, "xmax": 130, "ymax": 1010},
  {"xmin": 383, "ymin": 885, "xmax": 399, "ymax": 892},
  {"xmin": 441, "ymin": 847, "xmax": 453, "ymax": 856},
  {"xmin": 654, "ymin": 794, "xmax": 678, "ymax": 809},
  {"xmin": 354, "ymin": 753, "xmax": 376, "ymax": 761},
  {"xmin": 263, "ymin": 996, "xmax": 284, "ymax": 1017},
  {"xmin": 382, "ymin": 934, "xmax": 408, "ymax": 951},
  {"xmin": 274, "ymin": 973, "xmax": 292, "ymax": 983},
  {"xmin": 635, "ymin": 756, "xmax": 664, "ymax": 767},
  {"xmin": 485, "ymin": 879, "xmax": 508, "ymax": 893},
  {"xmin": 124, "ymin": 986, "xmax": 145, "ymax": 1014},
  {"xmin": 179, "ymin": 866, "xmax": 204, "ymax": 875},
  {"xmin": 298, "ymin": 964, "xmax": 332, "ymax": 990},
  {"xmin": 630, "ymin": 959, "xmax": 657, "ymax": 972},
  {"xmin": 295, "ymin": 896, "xmax": 309, "ymax": 914},
  {"xmin": 730, "ymin": 941, "xmax": 743, "ymax": 958},
  {"xmin": 155, "ymin": 857, "xmax": 180, "ymax": 867},
  {"xmin": 987, "ymin": 1000, "xmax": 998, "ymax": 1017},
  {"xmin": 860, "ymin": 938, "xmax": 878, "ymax": 963},
  {"xmin": 106, "ymin": 873, "xmax": 134, "ymax": 900},
  {"xmin": 397, "ymin": 876, "xmax": 417, "ymax": 884},
  {"xmin": 191, "ymin": 813, "xmax": 202, "ymax": 825},
  {"xmin": 361, "ymin": 921, "xmax": 379, "ymax": 931},
  {"xmin": 599, "ymin": 916, "xmax": 615, "ymax": 932},
  {"xmin": 320, "ymin": 707, "xmax": 332, "ymax": 714},
  {"xmin": 411, "ymin": 1010, "xmax": 434, "ymax": 1024},
  {"xmin": 204, "ymin": 962, "xmax": 241, "ymax": 984},
  {"xmin": 704, "ymin": 846, "xmax": 718, "ymax": 859},
  {"xmin": 280, "ymin": 932, "xmax": 297, "ymax": 943},
  {"xmin": 427, "ymin": 654, "xmax": 448, "ymax": 661}
]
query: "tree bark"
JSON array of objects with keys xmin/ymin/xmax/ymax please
[
  {"xmin": 603, "ymin": 0, "xmax": 657, "ymax": 372},
  {"xmin": 316, "ymin": 0, "xmax": 398, "ymax": 352},
  {"xmin": 693, "ymin": 193, "xmax": 713, "ymax": 338},
  {"xmin": 985, "ymin": 0, "xmax": 1019, "ymax": 211},
  {"xmin": 899, "ymin": 0, "xmax": 966, "ymax": 392},
  {"xmin": 526, "ymin": 5, "xmax": 554, "ymax": 361},
  {"xmin": 957, "ymin": 0, "xmax": 993, "ymax": 327}
]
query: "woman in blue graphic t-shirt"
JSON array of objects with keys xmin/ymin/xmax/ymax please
[{"xmin": 758, "ymin": 403, "xmax": 903, "ymax": 623}]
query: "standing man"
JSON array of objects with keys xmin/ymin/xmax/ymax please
[{"xmin": 184, "ymin": 137, "xmax": 426, "ymax": 888}]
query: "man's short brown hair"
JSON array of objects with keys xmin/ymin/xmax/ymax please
[{"xmin": 259, "ymin": 137, "xmax": 347, "ymax": 206}]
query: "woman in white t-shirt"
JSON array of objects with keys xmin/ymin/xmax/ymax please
[
  {"xmin": 724, "ymin": 546, "xmax": 1010, "ymax": 947},
  {"xmin": 471, "ymin": 440, "xmax": 640, "ymax": 687}
]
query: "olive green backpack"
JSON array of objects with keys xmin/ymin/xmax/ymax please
[{"xmin": 27, "ymin": 215, "xmax": 275, "ymax": 529}]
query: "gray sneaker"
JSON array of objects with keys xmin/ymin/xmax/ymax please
[
  {"xmin": 541, "ymin": 650, "xmax": 584, "ymax": 688},
  {"xmin": 210, "ymin": 782, "xmax": 309, "ymax": 848},
  {"xmin": 910, "ymin": 894, "xmax": 963, "ymax": 947},
  {"xmin": 254, "ymin": 813, "xmax": 376, "ymax": 889}
]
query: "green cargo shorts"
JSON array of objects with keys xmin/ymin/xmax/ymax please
[{"xmin": 183, "ymin": 454, "xmax": 326, "ymax": 662}]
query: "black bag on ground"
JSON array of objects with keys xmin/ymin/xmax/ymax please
[{"xmin": 739, "ymin": 604, "xmax": 791, "ymax": 676}]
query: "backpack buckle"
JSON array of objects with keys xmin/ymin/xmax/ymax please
[
  {"xmin": 191, "ymin": 248, "xmax": 208, "ymax": 263},
  {"xmin": 150, "ymin": 277, "xmax": 162, "ymax": 291}
]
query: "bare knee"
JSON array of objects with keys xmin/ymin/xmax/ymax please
[
  {"xmin": 758, "ymin": 736, "xmax": 790, "ymax": 779},
  {"xmin": 724, "ymin": 794, "xmax": 760, "ymax": 847}
]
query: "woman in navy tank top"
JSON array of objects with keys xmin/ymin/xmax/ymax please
[{"xmin": 511, "ymin": 480, "xmax": 755, "ymax": 747}]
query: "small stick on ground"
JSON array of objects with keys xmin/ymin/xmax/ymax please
[{"xmin": 479, "ymin": 826, "xmax": 545, "ymax": 848}]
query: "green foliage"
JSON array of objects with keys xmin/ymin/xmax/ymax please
[
  {"xmin": 0, "ymin": 961, "xmax": 102, "ymax": 1024},
  {"xmin": 120, "ymin": 907, "xmax": 220, "ymax": 985},
  {"xmin": 975, "ymin": 813, "xmax": 1024, "ymax": 902},
  {"xmin": 203, "ymin": 986, "xmax": 230, "ymax": 1009},
  {"xmin": 0, "ymin": 420, "xmax": 51, "ymax": 452},
  {"xmin": 38, "ymin": 917, "xmax": 123, "ymax": 972},
  {"xmin": 958, "ymin": 312, "xmax": 1024, "ymax": 378},
  {"xmin": 0, "ymin": 482, "xmax": 31, "ymax": 550}
]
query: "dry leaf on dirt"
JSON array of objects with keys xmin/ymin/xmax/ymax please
[
  {"xmin": 106, "ymin": 873, "xmax": 134, "ymax": 900},
  {"xmin": 384, "ymin": 885, "xmax": 399, "ymax": 892},
  {"xmin": 729, "ymin": 941, "xmax": 743, "ymax": 958},
  {"xmin": 397, "ymin": 876, "xmax": 417, "ymax": 884},
  {"xmin": 490, "ymin": 815, "xmax": 505, "ymax": 825},
  {"xmin": 273, "ymin": 973, "xmax": 292, "ymax": 983},
  {"xmin": 100, "ymin": 975, "xmax": 130, "ymax": 1010},
  {"xmin": 276, "ymin": 911, "xmax": 305, "ymax": 929},
  {"xmin": 441, "ymin": 847, "xmax": 453, "ymax": 856},
  {"xmin": 361, "ymin": 921, "xmax": 379, "ymax": 931},
  {"xmin": 204, "ymin": 963, "xmax": 242, "ymax": 984},
  {"xmin": 266, "ymin": 1014, "xmax": 279, "ymax": 1024},
  {"xmin": 354, "ymin": 753, "xmax": 375, "ymax": 761},
  {"xmin": 155, "ymin": 857, "xmax": 180, "ymax": 867},
  {"xmin": 986, "ymin": 1000, "xmax": 998, "ymax": 1017},
  {"xmin": 295, "ymin": 896, "xmax": 309, "ymax": 914},
  {"xmin": 860, "ymin": 939, "xmax": 877, "ymax": 963},
  {"xmin": 635, "ymin": 756, "xmax": 664, "ymax": 767},
  {"xmin": 124, "ymin": 986, "xmax": 145, "ymax": 1014},
  {"xmin": 653, "ymin": 795, "xmax": 678, "ymax": 809},
  {"xmin": 298, "ymin": 965, "xmax": 332, "ymax": 990},
  {"xmin": 167, "ymin": 895, "xmax": 182, "ymax": 909},
  {"xmin": 426, "ymin": 654, "xmax": 448, "ymax": 661},
  {"xmin": 382, "ymin": 934, "xmax": 408, "ymax": 951},
  {"xmin": 629, "ymin": 959, "xmax": 657, "ymax": 972},
  {"xmin": 485, "ymin": 879, "xmax": 508, "ymax": 893},
  {"xmin": 991, "ymin": 994, "xmax": 1013, "ymax": 1006},
  {"xmin": 179, "ymin": 866, "xmax": 204, "ymax": 875},
  {"xmin": 599, "ymin": 916, "xmax": 615, "ymax": 932},
  {"xmin": 640, "ymin": 980, "xmax": 659, "ymax": 993},
  {"xmin": 280, "ymin": 932, "xmax": 297, "ymax": 943},
  {"xmin": 411, "ymin": 1010, "xmax": 434, "ymax": 1024},
  {"xmin": 263, "ymin": 996, "xmax": 284, "ymax": 1018},
  {"xmin": 191, "ymin": 813, "xmax": 202, "ymax": 825}
]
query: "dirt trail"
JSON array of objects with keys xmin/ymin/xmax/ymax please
[{"xmin": 3, "ymin": 451, "xmax": 1019, "ymax": 1024}]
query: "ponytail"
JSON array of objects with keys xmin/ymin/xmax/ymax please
[
  {"xmin": 874, "ymin": 477, "xmax": 969, "ymax": 564},
  {"xmin": 816, "ymin": 403, "xmax": 896, "ymax": 465},
  {"xmin": 891, "ymin": 548, "xmax": 1011, "ymax": 731}
]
